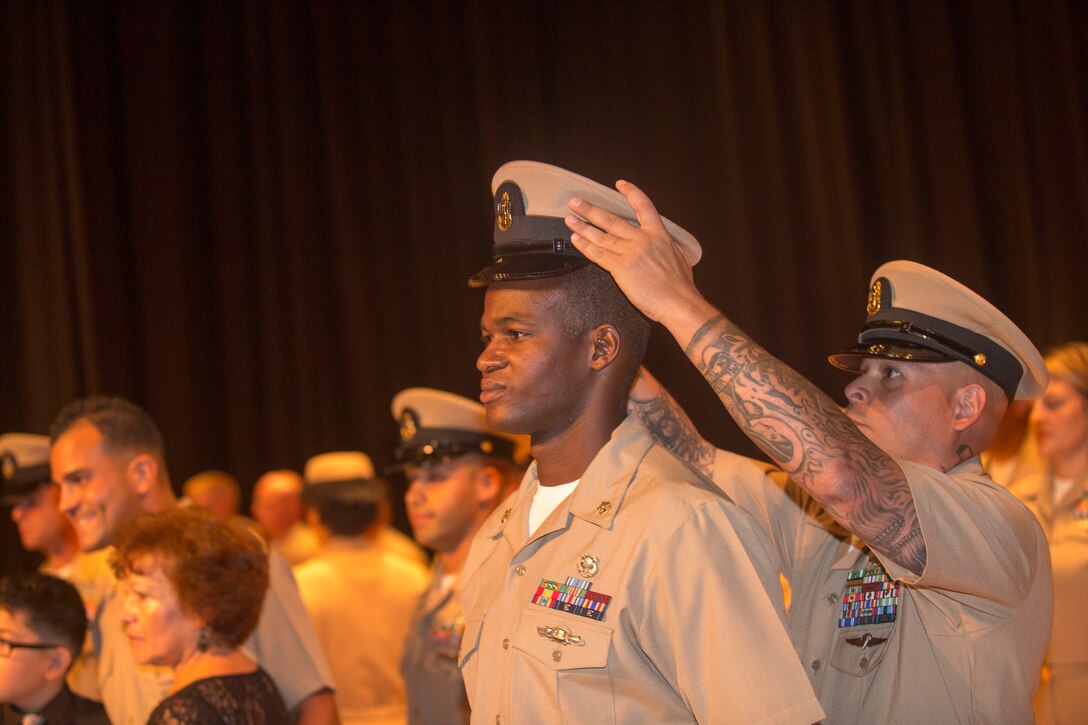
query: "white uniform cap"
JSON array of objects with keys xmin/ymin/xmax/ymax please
[
  {"xmin": 391, "ymin": 387, "xmax": 528, "ymax": 468},
  {"xmin": 303, "ymin": 451, "xmax": 376, "ymax": 484}
]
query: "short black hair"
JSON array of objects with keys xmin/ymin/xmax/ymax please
[
  {"xmin": 50, "ymin": 396, "xmax": 167, "ymax": 463},
  {"xmin": 304, "ymin": 479, "xmax": 385, "ymax": 536},
  {"xmin": 0, "ymin": 572, "xmax": 87, "ymax": 665},
  {"xmin": 549, "ymin": 264, "xmax": 651, "ymax": 388}
]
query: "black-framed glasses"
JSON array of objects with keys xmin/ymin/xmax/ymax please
[{"xmin": 0, "ymin": 637, "xmax": 61, "ymax": 657}]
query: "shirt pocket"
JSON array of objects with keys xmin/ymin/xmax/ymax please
[
  {"xmin": 830, "ymin": 622, "xmax": 895, "ymax": 677},
  {"xmin": 512, "ymin": 606, "xmax": 612, "ymax": 670},
  {"xmin": 458, "ymin": 613, "xmax": 485, "ymax": 691}
]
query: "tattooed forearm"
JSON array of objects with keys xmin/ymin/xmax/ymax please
[
  {"xmin": 685, "ymin": 314, "xmax": 727, "ymax": 359},
  {"xmin": 630, "ymin": 392, "xmax": 716, "ymax": 477},
  {"xmin": 687, "ymin": 315, "xmax": 927, "ymax": 573}
]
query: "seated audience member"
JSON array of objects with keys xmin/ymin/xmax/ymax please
[
  {"xmin": 1009, "ymin": 341, "xmax": 1088, "ymax": 724},
  {"xmin": 181, "ymin": 470, "xmax": 242, "ymax": 520},
  {"xmin": 111, "ymin": 507, "xmax": 289, "ymax": 724},
  {"xmin": 0, "ymin": 572, "xmax": 108, "ymax": 725},
  {"xmin": 295, "ymin": 452, "xmax": 429, "ymax": 725},
  {"xmin": 250, "ymin": 469, "xmax": 321, "ymax": 565},
  {"xmin": 1, "ymin": 433, "xmax": 109, "ymax": 702}
]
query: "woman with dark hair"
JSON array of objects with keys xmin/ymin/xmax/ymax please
[{"xmin": 112, "ymin": 506, "xmax": 289, "ymax": 724}]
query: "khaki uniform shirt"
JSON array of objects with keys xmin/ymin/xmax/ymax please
[
  {"xmin": 295, "ymin": 537, "xmax": 429, "ymax": 725},
  {"xmin": 42, "ymin": 548, "xmax": 112, "ymax": 702},
  {"xmin": 712, "ymin": 450, "xmax": 1053, "ymax": 724},
  {"xmin": 401, "ymin": 563, "xmax": 471, "ymax": 725},
  {"xmin": 459, "ymin": 417, "xmax": 824, "ymax": 724},
  {"xmin": 93, "ymin": 549, "xmax": 336, "ymax": 725},
  {"xmin": 273, "ymin": 520, "xmax": 323, "ymax": 566},
  {"xmin": 380, "ymin": 525, "xmax": 431, "ymax": 569},
  {"xmin": 1002, "ymin": 466, "xmax": 1088, "ymax": 725}
]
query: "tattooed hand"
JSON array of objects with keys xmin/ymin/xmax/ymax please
[{"xmin": 566, "ymin": 181, "xmax": 707, "ymax": 334}]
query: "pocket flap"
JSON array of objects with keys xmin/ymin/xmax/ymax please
[
  {"xmin": 513, "ymin": 607, "xmax": 611, "ymax": 670},
  {"xmin": 830, "ymin": 623, "xmax": 894, "ymax": 677},
  {"xmin": 458, "ymin": 613, "xmax": 485, "ymax": 668}
]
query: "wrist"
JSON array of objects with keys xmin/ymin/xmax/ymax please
[{"xmin": 659, "ymin": 294, "xmax": 721, "ymax": 350}]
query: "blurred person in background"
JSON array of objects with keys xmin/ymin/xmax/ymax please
[
  {"xmin": 1005, "ymin": 342, "xmax": 1088, "ymax": 724},
  {"xmin": 982, "ymin": 399, "xmax": 1043, "ymax": 487},
  {"xmin": 250, "ymin": 469, "xmax": 321, "ymax": 566},
  {"xmin": 1, "ymin": 433, "xmax": 108, "ymax": 702},
  {"xmin": 389, "ymin": 388, "xmax": 526, "ymax": 725},
  {"xmin": 303, "ymin": 452, "xmax": 427, "ymax": 570},
  {"xmin": 181, "ymin": 470, "xmax": 242, "ymax": 520},
  {"xmin": 296, "ymin": 452, "xmax": 428, "ymax": 725}
]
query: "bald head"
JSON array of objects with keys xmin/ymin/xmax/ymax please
[
  {"xmin": 183, "ymin": 470, "xmax": 241, "ymax": 519},
  {"xmin": 250, "ymin": 469, "xmax": 305, "ymax": 540}
]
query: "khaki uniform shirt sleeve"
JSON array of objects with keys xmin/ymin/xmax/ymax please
[
  {"xmin": 710, "ymin": 448, "xmax": 838, "ymax": 581},
  {"xmin": 638, "ymin": 497, "xmax": 826, "ymax": 723},
  {"xmin": 883, "ymin": 458, "xmax": 1049, "ymax": 611},
  {"xmin": 244, "ymin": 551, "xmax": 337, "ymax": 712}
]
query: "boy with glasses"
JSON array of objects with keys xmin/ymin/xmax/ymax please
[{"xmin": 0, "ymin": 572, "xmax": 107, "ymax": 724}]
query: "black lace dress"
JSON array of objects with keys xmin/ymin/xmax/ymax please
[{"xmin": 147, "ymin": 668, "xmax": 290, "ymax": 724}]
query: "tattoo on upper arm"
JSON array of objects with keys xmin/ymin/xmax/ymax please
[
  {"xmin": 630, "ymin": 393, "xmax": 715, "ymax": 478},
  {"xmin": 687, "ymin": 316, "xmax": 927, "ymax": 573}
]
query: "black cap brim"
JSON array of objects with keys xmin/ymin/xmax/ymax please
[
  {"xmin": 828, "ymin": 340, "xmax": 956, "ymax": 372},
  {"xmin": 0, "ymin": 462, "xmax": 52, "ymax": 506},
  {"xmin": 468, "ymin": 253, "xmax": 591, "ymax": 288}
]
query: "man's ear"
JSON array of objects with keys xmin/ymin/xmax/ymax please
[
  {"xmin": 43, "ymin": 646, "xmax": 73, "ymax": 683},
  {"xmin": 475, "ymin": 465, "xmax": 502, "ymax": 509},
  {"xmin": 951, "ymin": 384, "xmax": 987, "ymax": 431},
  {"xmin": 128, "ymin": 454, "xmax": 160, "ymax": 497},
  {"xmin": 589, "ymin": 324, "xmax": 621, "ymax": 371}
]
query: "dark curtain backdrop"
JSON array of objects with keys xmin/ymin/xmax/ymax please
[{"xmin": 1, "ymin": 1, "xmax": 1085, "ymax": 575}]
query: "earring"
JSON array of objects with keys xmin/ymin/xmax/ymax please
[{"xmin": 197, "ymin": 628, "xmax": 210, "ymax": 652}]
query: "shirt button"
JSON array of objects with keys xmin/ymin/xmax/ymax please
[
  {"xmin": 502, "ymin": 638, "xmax": 509, "ymax": 650},
  {"xmin": 552, "ymin": 649, "xmax": 562, "ymax": 662},
  {"xmin": 859, "ymin": 656, "xmax": 870, "ymax": 669},
  {"xmin": 811, "ymin": 659, "xmax": 821, "ymax": 672},
  {"xmin": 514, "ymin": 565, "xmax": 526, "ymax": 576},
  {"xmin": 826, "ymin": 593, "xmax": 839, "ymax": 604}
]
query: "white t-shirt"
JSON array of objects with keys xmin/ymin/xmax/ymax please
[
  {"xmin": 528, "ymin": 480, "xmax": 579, "ymax": 535},
  {"xmin": 1054, "ymin": 476, "xmax": 1075, "ymax": 506}
]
